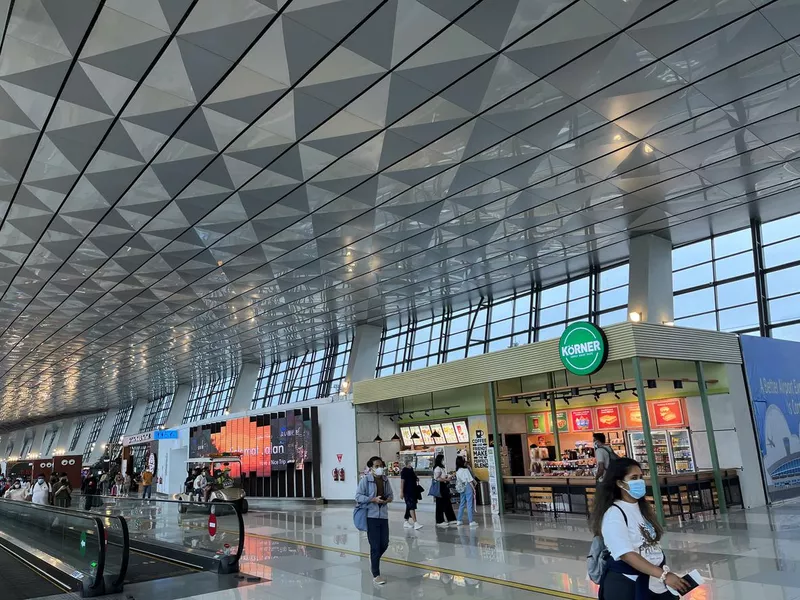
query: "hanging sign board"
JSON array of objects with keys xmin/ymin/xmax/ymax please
[{"xmin": 558, "ymin": 322, "xmax": 608, "ymax": 376}]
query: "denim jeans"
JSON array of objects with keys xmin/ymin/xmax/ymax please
[
  {"xmin": 366, "ymin": 518, "xmax": 389, "ymax": 577},
  {"xmin": 142, "ymin": 485, "xmax": 152, "ymax": 499},
  {"xmin": 457, "ymin": 485, "xmax": 474, "ymax": 523}
]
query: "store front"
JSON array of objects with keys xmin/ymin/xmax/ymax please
[{"xmin": 354, "ymin": 322, "xmax": 767, "ymax": 524}]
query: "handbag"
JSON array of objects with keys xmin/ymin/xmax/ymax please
[
  {"xmin": 353, "ymin": 503, "xmax": 368, "ymax": 531},
  {"xmin": 428, "ymin": 479, "xmax": 441, "ymax": 498},
  {"xmin": 415, "ymin": 484, "xmax": 424, "ymax": 501}
]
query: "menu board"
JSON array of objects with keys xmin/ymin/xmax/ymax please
[
  {"xmin": 623, "ymin": 404, "xmax": 644, "ymax": 428},
  {"xmin": 400, "ymin": 427, "xmax": 414, "ymax": 447},
  {"xmin": 441, "ymin": 423, "xmax": 458, "ymax": 444},
  {"xmin": 595, "ymin": 406, "xmax": 622, "ymax": 430},
  {"xmin": 420, "ymin": 425, "xmax": 434, "ymax": 445},
  {"xmin": 570, "ymin": 408, "xmax": 594, "ymax": 431},
  {"xmin": 408, "ymin": 426, "xmax": 422, "ymax": 444},
  {"xmin": 454, "ymin": 421, "xmax": 469, "ymax": 443},
  {"xmin": 547, "ymin": 411, "xmax": 569, "ymax": 433},
  {"xmin": 527, "ymin": 413, "xmax": 548, "ymax": 434},
  {"xmin": 651, "ymin": 399, "xmax": 684, "ymax": 427}
]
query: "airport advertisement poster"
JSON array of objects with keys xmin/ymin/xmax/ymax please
[
  {"xmin": 740, "ymin": 335, "xmax": 800, "ymax": 502},
  {"xmin": 189, "ymin": 412, "xmax": 315, "ymax": 476}
]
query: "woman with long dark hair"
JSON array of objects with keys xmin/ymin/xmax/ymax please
[
  {"xmin": 589, "ymin": 458, "xmax": 689, "ymax": 599},
  {"xmin": 432, "ymin": 454, "xmax": 457, "ymax": 528}
]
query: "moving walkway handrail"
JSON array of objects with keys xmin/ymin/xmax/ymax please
[
  {"xmin": 84, "ymin": 495, "xmax": 245, "ymax": 572},
  {"xmin": 0, "ymin": 499, "xmax": 108, "ymax": 595}
]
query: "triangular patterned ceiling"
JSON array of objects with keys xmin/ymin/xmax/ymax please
[{"xmin": 0, "ymin": 0, "xmax": 797, "ymax": 429}]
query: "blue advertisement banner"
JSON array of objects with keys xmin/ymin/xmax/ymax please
[{"xmin": 740, "ymin": 335, "xmax": 800, "ymax": 502}]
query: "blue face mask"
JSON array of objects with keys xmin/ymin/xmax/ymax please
[{"xmin": 625, "ymin": 479, "xmax": 647, "ymax": 500}]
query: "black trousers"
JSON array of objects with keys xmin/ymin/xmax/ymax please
[
  {"xmin": 366, "ymin": 518, "xmax": 389, "ymax": 577},
  {"xmin": 601, "ymin": 571, "xmax": 674, "ymax": 600},
  {"xmin": 435, "ymin": 488, "xmax": 456, "ymax": 524}
]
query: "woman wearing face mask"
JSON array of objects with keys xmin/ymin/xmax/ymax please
[
  {"xmin": 589, "ymin": 458, "xmax": 690, "ymax": 599},
  {"xmin": 355, "ymin": 456, "xmax": 394, "ymax": 586},
  {"xmin": 30, "ymin": 473, "xmax": 52, "ymax": 506},
  {"xmin": 4, "ymin": 480, "xmax": 26, "ymax": 501}
]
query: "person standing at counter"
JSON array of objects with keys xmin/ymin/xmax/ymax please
[
  {"xmin": 594, "ymin": 432, "xmax": 617, "ymax": 482},
  {"xmin": 400, "ymin": 457, "xmax": 423, "ymax": 530},
  {"xmin": 455, "ymin": 456, "xmax": 478, "ymax": 528},
  {"xmin": 590, "ymin": 457, "xmax": 690, "ymax": 599},
  {"xmin": 432, "ymin": 454, "xmax": 457, "ymax": 528}
]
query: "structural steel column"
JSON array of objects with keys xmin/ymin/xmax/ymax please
[
  {"xmin": 695, "ymin": 361, "xmax": 727, "ymax": 514},
  {"xmin": 633, "ymin": 357, "xmax": 666, "ymax": 526},
  {"xmin": 487, "ymin": 382, "xmax": 505, "ymax": 513}
]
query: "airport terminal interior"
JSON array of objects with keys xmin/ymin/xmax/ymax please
[{"xmin": 0, "ymin": 0, "xmax": 799, "ymax": 599}]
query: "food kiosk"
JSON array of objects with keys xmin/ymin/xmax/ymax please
[{"xmin": 353, "ymin": 322, "xmax": 766, "ymax": 524}]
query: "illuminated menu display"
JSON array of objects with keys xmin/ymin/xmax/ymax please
[{"xmin": 398, "ymin": 420, "xmax": 471, "ymax": 447}]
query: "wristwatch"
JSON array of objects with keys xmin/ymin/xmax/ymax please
[{"xmin": 659, "ymin": 566, "xmax": 671, "ymax": 583}]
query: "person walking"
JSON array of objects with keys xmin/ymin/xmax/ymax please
[
  {"xmin": 432, "ymin": 454, "xmax": 457, "ymax": 528},
  {"xmin": 400, "ymin": 457, "xmax": 422, "ymax": 530},
  {"xmin": 355, "ymin": 456, "xmax": 393, "ymax": 586},
  {"xmin": 29, "ymin": 473, "xmax": 51, "ymax": 505},
  {"xmin": 82, "ymin": 473, "xmax": 99, "ymax": 510},
  {"xmin": 455, "ymin": 456, "xmax": 478, "ymax": 528},
  {"xmin": 140, "ymin": 468, "xmax": 154, "ymax": 499},
  {"xmin": 590, "ymin": 457, "xmax": 690, "ymax": 599},
  {"xmin": 122, "ymin": 473, "xmax": 132, "ymax": 497}
]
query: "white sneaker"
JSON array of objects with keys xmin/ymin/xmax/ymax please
[
  {"xmin": 403, "ymin": 521, "xmax": 413, "ymax": 529},
  {"xmin": 414, "ymin": 522, "xmax": 423, "ymax": 530},
  {"xmin": 449, "ymin": 522, "xmax": 459, "ymax": 528},
  {"xmin": 437, "ymin": 522, "xmax": 449, "ymax": 529},
  {"xmin": 469, "ymin": 522, "xmax": 479, "ymax": 528},
  {"xmin": 373, "ymin": 576, "xmax": 386, "ymax": 585}
]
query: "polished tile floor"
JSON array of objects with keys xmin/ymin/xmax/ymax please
[{"xmin": 36, "ymin": 500, "xmax": 800, "ymax": 600}]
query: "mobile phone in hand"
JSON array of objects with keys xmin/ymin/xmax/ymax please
[{"xmin": 667, "ymin": 570, "xmax": 705, "ymax": 596}]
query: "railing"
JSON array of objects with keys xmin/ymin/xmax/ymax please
[
  {"xmin": 82, "ymin": 496, "xmax": 244, "ymax": 574},
  {"xmin": 0, "ymin": 498, "xmax": 108, "ymax": 596}
]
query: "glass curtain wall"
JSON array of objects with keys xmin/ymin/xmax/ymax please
[
  {"xmin": 376, "ymin": 214, "xmax": 800, "ymax": 375},
  {"xmin": 252, "ymin": 338, "xmax": 351, "ymax": 409}
]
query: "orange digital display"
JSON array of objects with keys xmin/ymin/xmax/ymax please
[
  {"xmin": 623, "ymin": 404, "xmax": 644, "ymax": 428},
  {"xmin": 595, "ymin": 406, "xmax": 621, "ymax": 430}
]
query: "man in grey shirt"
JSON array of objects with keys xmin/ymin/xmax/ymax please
[{"xmin": 593, "ymin": 432, "xmax": 616, "ymax": 481}]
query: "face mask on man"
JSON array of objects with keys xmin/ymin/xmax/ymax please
[
  {"xmin": 373, "ymin": 466, "xmax": 384, "ymax": 477},
  {"xmin": 37, "ymin": 477, "xmax": 45, "ymax": 484}
]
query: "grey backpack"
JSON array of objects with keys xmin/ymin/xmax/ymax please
[{"xmin": 587, "ymin": 505, "xmax": 627, "ymax": 584}]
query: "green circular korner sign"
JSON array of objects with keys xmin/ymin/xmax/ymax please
[{"xmin": 558, "ymin": 322, "xmax": 608, "ymax": 376}]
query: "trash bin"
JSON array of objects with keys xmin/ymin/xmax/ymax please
[{"xmin": 475, "ymin": 480, "xmax": 490, "ymax": 505}]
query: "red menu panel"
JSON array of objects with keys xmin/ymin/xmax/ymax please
[
  {"xmin": 595, "ymin": 406, "xmax": 621, "ymax": 430},
  {"xmin": 569, "ymin": 408, "xmax": 594, "ymax": 432},
  {"xmin": 651, "ymin": 399, "xmax": 684, "ymax": 427}
]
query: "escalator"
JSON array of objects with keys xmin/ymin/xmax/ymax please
[
  {"xmin": 0, "ymin": 542, "xmax": 68, "ymax": 600},
  {"xmin": 123, "ymin": 548, "xmax": 200, "ymax": 584}
]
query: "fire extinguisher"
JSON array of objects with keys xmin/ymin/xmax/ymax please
[
  {"xmin": 332, "ymin": 469, "xmax": 339, "ymax": 482},
  {"xmin": 338, "ymin": 468, "xmax": 345, "ymax": 482}
]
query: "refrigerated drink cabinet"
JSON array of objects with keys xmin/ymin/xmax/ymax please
[
  {"xmin": 669, "ymin": 429, "xmax": 696, "ymax": 474},
  {"xmin": 630, "ymin": 430, "xmax": 673, "ymax": 475}
]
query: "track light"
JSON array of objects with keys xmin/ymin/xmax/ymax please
[
  {"xmin": 525, "ymin": 400, "xmax": 531, "ymax": 407},
  {"xmin": 593, "ymin": 392, "xmax": 600, "ymax": 401},
  {"xmin": 673, "ymin": 380, "xmax": 683, "ymax": 389},
  {"xmin": 571, "ymin": 387, "xmax": 579, "ymax": 396},
  {"xmin": 409, "ymin": 413, "xmax": 414, "ymax": 420},
  {"xmin": 632, "ymin": 390, "xmax": 638, "ymax": 397},
  {"xmin": 373, "ymin": 434, "xmax": 383, "ymax": 443},
  {"xmin": 444, "ymin": 409, "xmax": 450, "ymax": 415},
  {"xmin": 540, "ymin": 392, "xmax": 548, "ymax": 401},
  {"xmin": 511, "ymin": 397, "xmax": 519, "ymax": 404},
  {"xmin": 424, "ymin": 410, "xmax": 430, "ymax": 417},
  {"xmin": 389, "ymin": 416, "xmax": 394, "ymax": 422},
  {"xmin": 563, "ymin": 398, "xmax": 570, "ymax": 405},
  {"xmin": 606, "ymin": 383, "xmax": 615, "ymax": 393},
  {"xmin": 391, "ymin": 434, "xmax": 401, "ymax": 442},
  {"xmin": 411, "ymin": 433, "xmax": 420, "ymax": 440},
  {"xmin": 431, "ymin": 431, "xmax": 441, "ymax": 439},
  {"xmin": 647, "ymin": 380, "xmax": 657, "ymax": 389},
  {"xmin": 615, "ymin": 392, "xmax": 620, "ymax": 400}
]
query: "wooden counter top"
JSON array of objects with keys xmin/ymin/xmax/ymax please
[{"xmin": 502, "ymin": 469, "xmax": 738, "ymax": 486}]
